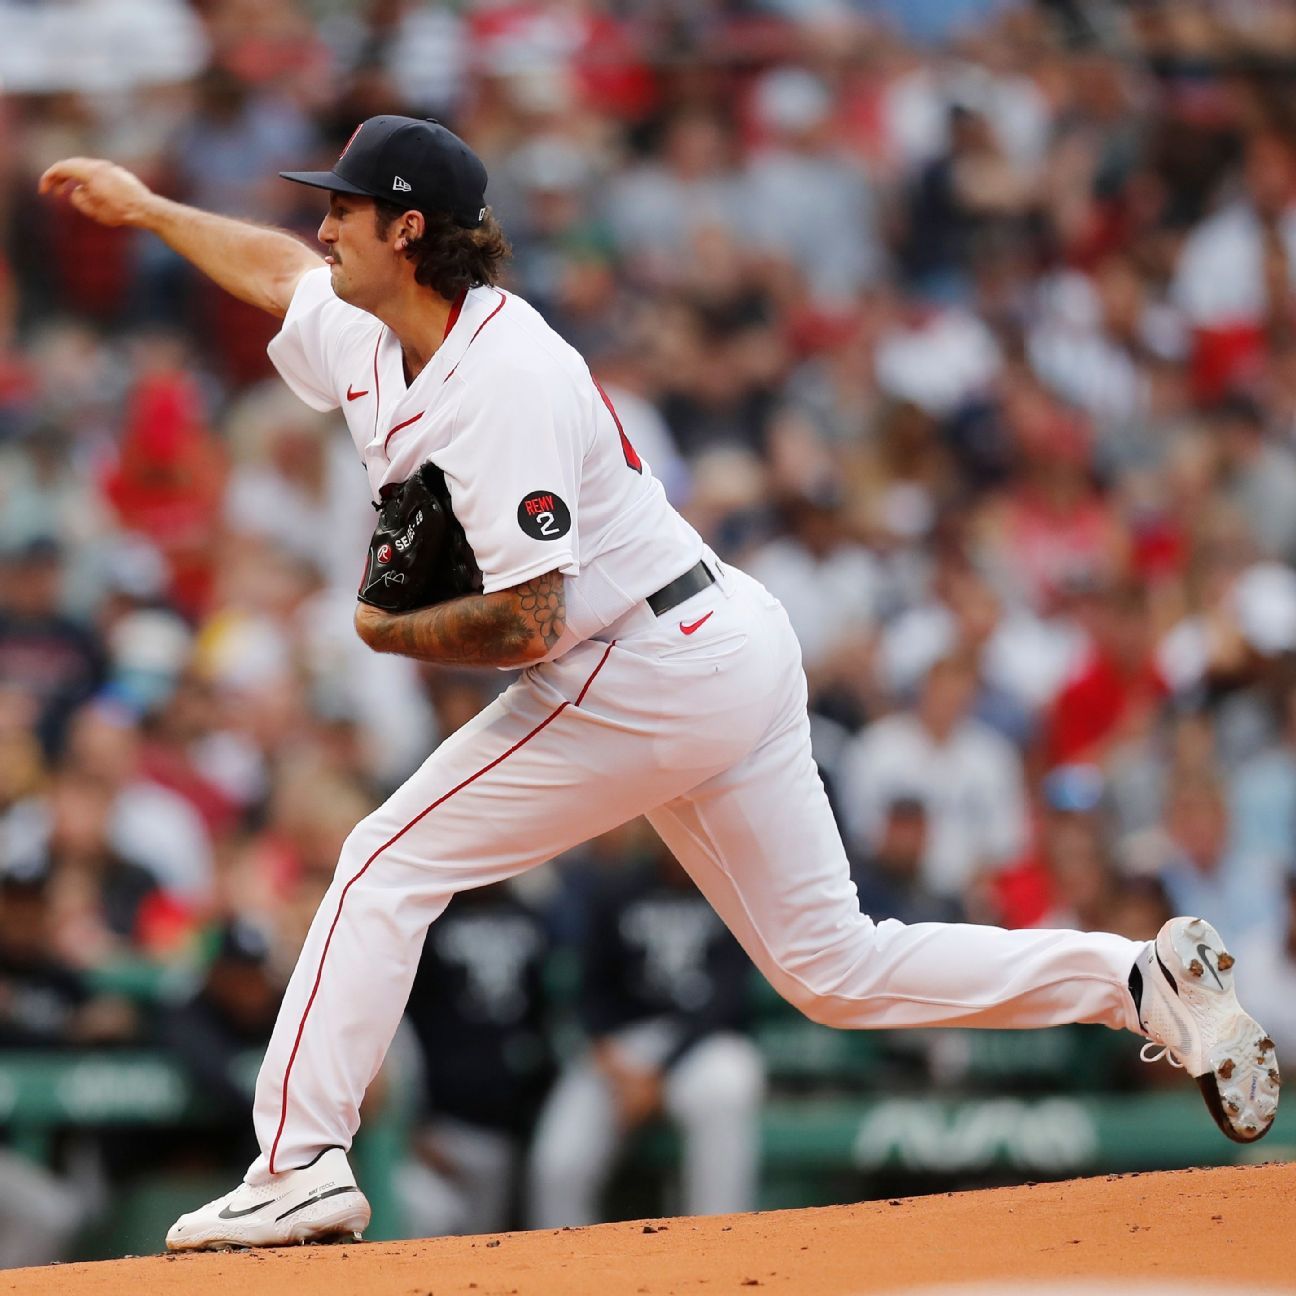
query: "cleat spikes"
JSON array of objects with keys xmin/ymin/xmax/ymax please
[{"xmin": 1136, "ymin": 918, "xmax": 1279, "ymax": 1144}]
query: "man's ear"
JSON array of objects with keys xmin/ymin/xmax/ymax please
[{"xmin": 396, "ymin": 210, "xmax": 425, "ymax": 250}]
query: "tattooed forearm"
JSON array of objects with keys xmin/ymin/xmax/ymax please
[
  {"xmin": 355, "ymin": 570, "xmax": 566, "ymax": 667},
  {"xmin": 516, "ymin": 569, "xmax": 565, "ymax": 650}
]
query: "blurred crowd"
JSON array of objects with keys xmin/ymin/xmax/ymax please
[{"xmin": 5, "ymin": 0, "xmax": 1296, "ymax": 1263}]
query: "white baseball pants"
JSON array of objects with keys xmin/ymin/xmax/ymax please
[{"xmin": 246, "ymin": 561, "xmax": 1144, "ymax": 1183}]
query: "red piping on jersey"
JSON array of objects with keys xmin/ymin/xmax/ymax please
[
  {"xmin": 443, "ymin": 289, "xmax": 467, "ymax": 341},
  {"xmin": 383, "ymin": 411, "xmax": 424, "ymax": 455},
  {"xmin": 592, "ymin": 377, "xmax": 643, "ymax": 473},
  {"xmin": 443, "ymin": 291, "xmax": 507, "ymax": 383},
  {"xmin": 370, "ymin": 332, "xmax": 382, "ymax": 446},
  {"xmin": 267, "ymin": 638, "xmax": 616, "ymax": 1175},
  {"xmin": 373, "ymin": 288, "xmax": 474, "ymax": 455}
]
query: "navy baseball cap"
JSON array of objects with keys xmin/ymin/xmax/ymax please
[{"xmin": 281, "ymin": 116, "xmax": 488, "ymax": 229}]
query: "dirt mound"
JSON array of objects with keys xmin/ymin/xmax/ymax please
[{"xmin": 5, "ymin": 1163, "xmax": 1294, "ymax": 1295}]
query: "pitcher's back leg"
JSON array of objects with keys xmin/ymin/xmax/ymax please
[{"xmin": 649, "ymin": 706, "xmax": 1144, "ymax": 1035}]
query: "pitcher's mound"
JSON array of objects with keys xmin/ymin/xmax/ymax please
[{"xmin": 6, "ymin": 1163, "xmax": 1294, "ymax": 1295}]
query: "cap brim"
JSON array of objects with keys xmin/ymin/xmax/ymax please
[{"xmin": 279, "ymin": 170, "xmax": 376, "ymax": 198}]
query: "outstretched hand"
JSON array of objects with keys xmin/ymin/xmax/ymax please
[
  {"xmin": 38, "ymin": 157, "xmax": 158, "ymax": 228},
  {"xmin": 38, "ymin": 154, "xmax": 321, "ymax": 319}
]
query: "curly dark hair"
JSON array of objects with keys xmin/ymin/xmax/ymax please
[{"xmin": 372, "ymin": 201, "xmax": 511, "ymax": 300}]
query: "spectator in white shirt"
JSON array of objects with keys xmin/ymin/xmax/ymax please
[
  {"xmin": 744, "ymin": 487, "xmax": 880, "ymax": 683},
  {"xmin": 604, "ymin": 110, "xmax": 744, "ymax": 287},
  {"xmin": 1233, "ymin": 874, "xmax": 1296, "ymax": 1072},
  {"xmin": 739, "ymin": 68, "xmax": 881, "ymax": 307},
  {"xmin": 1172, "ymin": 132, "xmax": 1296, "ymax": 334},
  {"xmin": 839, "ymin": 653, "xmax": 1029, "ymax": 900},
  {"xmin": 222, "ymin": 383, "xmax": 374, "ymax": 596}
]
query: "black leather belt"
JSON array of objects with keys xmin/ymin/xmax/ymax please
[{"xmin": 646, "ymin": 560, "xmax": 715, "ymax": 616}]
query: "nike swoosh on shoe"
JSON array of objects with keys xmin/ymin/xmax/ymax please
[{"xmin": 217, "ymin": 1198, "xmax": 279, "ymax": 1220}]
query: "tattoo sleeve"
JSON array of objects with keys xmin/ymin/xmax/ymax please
[{"xmin": 362, "ymin": 569, "xmax": 567, "ymax": 667}]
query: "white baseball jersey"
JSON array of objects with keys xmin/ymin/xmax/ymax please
[{"xmin": 268, "ymin": 268, "xmax": 702, "ymax": 657}]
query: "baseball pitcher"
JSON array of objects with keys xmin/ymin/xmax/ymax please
[{"xmin": 40, "ymin": 117, "xmax": 1280, "ymax": 1249}]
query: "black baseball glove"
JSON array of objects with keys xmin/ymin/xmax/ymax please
[{"xmin": 357, "ymin": 462, "xmax": 483, "ymax": 612}]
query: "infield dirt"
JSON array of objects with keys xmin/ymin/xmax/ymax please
[{"xmin": 4, "ymin": 1162, "xmax": 1294, "ymax": 1295}]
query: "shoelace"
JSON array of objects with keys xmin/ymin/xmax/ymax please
[{"xmin": 1139, "ymin": 1041, "xmax": 1185, "ymax": 1068}]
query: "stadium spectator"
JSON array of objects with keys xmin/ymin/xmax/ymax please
[
  {"xmin": 0, "ymin": 538, "xmax": 105, "ymax": 756},
  {"xmin": 840, "ymin": 653, "xmax": 1029, "ymax": 899},
  {"xmin": 740, "ymin": 67, "xmax": 882, "ymax": 306},
  {"xmin": 159, "ymin": 918, "xmax": 281, "ymax": 1156},
  {"xmin": 1042, "ymin": 581, "xmax": 1164, "ymax": 771},
  {"xmin": 60, "ymin": 698, "xmax": 213, "ymax": 904},
  {"xmin": 1212, "ymin": 391, "xmax": 1296, "ymax": 565},
  {"xmin": 136, "ymin": 673, "xmax": 243, "ymax": 844},
  {"xmin": 397, "ymin": 881, "xmax": 552, "ymax": 1238},
  {"xmin": 1233, "ymin": 873, "xmax": 1296, "ymax": 1071},
  {"xmin": 527, "ymin": 828, "xmax": 763, "ymax": 1227},
  {"xmin": 1171, "ymin": 132, "xmax": 1296, "ymax": 403},
  {"xmin": 991, "ymin": 764, "xmax": 1108, "ymax": 931},
  {"xmin": 879, "ymin": 543, "xmax": 1082, "ymax": 738},
  {"xmin": 100, "ymin": 365, "xmax": 226, "ymax": 616},
  {"xmin": 605, "ymin": 109, "xmax": 744, "ymax": 288},
  {"xmin": 743, "ymin": 482, "xmax": 881, "ymax": 685},
  {"xmin": 0, "ymin": 858, "xmax": 136, "ymax": 1048},
  {"xmin": 1229, "ymin": 674, "xmax": 1296, "ymax": 862},
  {"xmin": 0, "ymin": 857, "xmax": 134, "ymax": 1268},
  {"xmin": 1124, "ymin": 771, "xmax": 1289, "ymax": 946},
  {"xmin": 5, "ymin": 769, "xmax": 191, "ymax": 972},
  {"xmin": 850, "ymin": 796, "xmax": 963, "ymax": 925},
  {"xmin": 975, "ymin": 378, "xmax": 1126, "ymax": 611},
  {"xmin": 319, "ymin": 0, "xmax": 467, "ymax": 121}
]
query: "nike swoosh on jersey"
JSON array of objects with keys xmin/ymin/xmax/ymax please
[
  {"xmin": 346, "ymin": 385, "xmax": 369, "ymax": 401},
  {"xmin": 217, "ymin": 1197, "xmax": 278, "ymax": 1220},
  {"xmin": 679, "ymin": 612, "xmax": 714, "ymax": 636}
]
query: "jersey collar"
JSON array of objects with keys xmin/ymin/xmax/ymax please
[
  {"xmin": 442, "ymin": 288, "xmax": 467, "ymax": 342},
  {"xmin": 427, "ymin": 284, "xmax": 507, "ymax": 386}
]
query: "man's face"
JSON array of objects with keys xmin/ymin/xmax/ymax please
[
  {"xmin": 1167, "ymin": 790, "xmax": 1226, "ymax": 869},
  {"xmin": 877, "ymin": 806, "xmax": 926, "ymax": 875},
  {"xmin": 1, "ymin": 553, "xmax": 63, "ymax": 619},
  {"xmin": 919, "ymin": 659, "xmax": 975, "ymax": 738},
  {"xmin": 0, "ymin": 886, "xmax": 49, "ymax": 961},
  {"xmin": 317, "ymin": 194, "xmax": 406, "ymax": 310}
]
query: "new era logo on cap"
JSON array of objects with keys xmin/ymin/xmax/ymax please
[{"xmin": 393, "ymin": 176, "xmax": 412, "ymax": 193}]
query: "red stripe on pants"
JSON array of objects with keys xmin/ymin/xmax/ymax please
[{"xmin": 268, "ymin": 640, "xmax": 616, "ymax": 1173}]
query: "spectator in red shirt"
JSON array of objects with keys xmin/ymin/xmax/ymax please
[
  {"xmin": 101, "ymin": 364, "xmax": 226, "ymax": 618},
  {"xmin": 1044, "ymin": 579, "xmax": 1165, "ymax": 771},
  {"xmin": 993, "ymin": 764, "xmax": 1112, "ymax": 931}
]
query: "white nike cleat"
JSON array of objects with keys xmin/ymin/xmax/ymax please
[
  {"xmin": 1134, "ymin": 916, "xmax": 1280, "ymax": 1144},
  {"xmin": 165, "ymin": 1147, "xmax": 371, "ymax": 1251}
]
